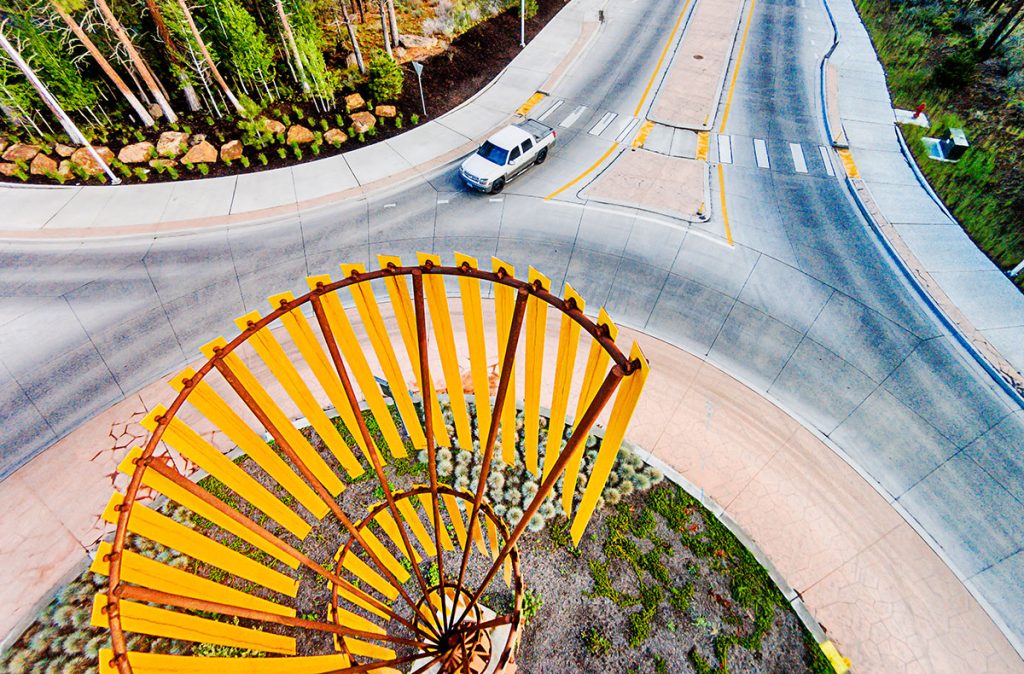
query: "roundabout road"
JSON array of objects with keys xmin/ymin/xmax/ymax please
[{"xmin": 1, "ymin": 0, "xmax": 1023, "ymax": 664}]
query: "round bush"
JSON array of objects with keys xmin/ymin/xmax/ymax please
[
  {"xmin": 505, "ymin": 506, "xmax": 524, "ymax": 524},
  {"xmin": 526, "ymin": 513, "xmax": 545, "ymax": 532}
]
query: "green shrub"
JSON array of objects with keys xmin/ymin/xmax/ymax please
[
  {"xmin": 411, "ymin": 113, "xmax": 420, "ymax": 125},
  {"xmin": 522, "ymin": 588, "xmax": 543, "ymax": 625},
  {"xmin": 258, "ymin": 153, "xmax": 268, "ymax": 166},
  {"xmin": 581, "ymin": 626, "xmax": 611, "ymax": 655},
  {"xmin": 240, "ymin": 156, "xmax": 250, "ymax": 168},
  {"xmin": 932, "ymin": 49, "xmax": 977, "ymax": 88},
  {"xmin": 133, "ymin": 167, "xmax": 148, "ymax": 182},
  {"xmin": 367, "ymin": 49, "xmax": 404, "ymax": 102},
  {"xmin": 197, "ymin": 163, "xmax": 209, "ymax": 176}
]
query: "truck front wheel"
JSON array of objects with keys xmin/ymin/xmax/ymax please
[
  {"xmin": 491, "ymin": 178, "xmax": 505, "ymax": 194},
  {"xmin": 535, "ymin": 148, "xmax": 548, "ymax": 165}
]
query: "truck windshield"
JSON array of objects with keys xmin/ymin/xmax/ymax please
[{"xmin": 476, "ymin": 141, "xmax": 509, "ymax": 166}]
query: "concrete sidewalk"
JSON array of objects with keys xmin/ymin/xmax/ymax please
[
  {"xmin": 825, "ymin": 0, "xmax": 1024, "ymax": 386},
  {"xmin": 1, "ymin": 301, "xmax": 1019, "ymax": 672},
  {"xmin": 0, "ymin": 0, "xmax": 602, "ymax": 238}
]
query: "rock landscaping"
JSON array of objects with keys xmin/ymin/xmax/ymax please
[{"xmin": 0, "ymin": 0, "xmax": 568, "ymax": 185}]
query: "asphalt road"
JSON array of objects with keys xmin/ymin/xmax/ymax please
[{"xmin": 1, "ymin": 0, "xmax": 1022, "ymax": 647}]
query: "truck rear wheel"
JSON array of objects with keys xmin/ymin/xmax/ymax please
[
  {"xmin": 491, "ymin": 178, "xmax": 505, "ymax": 194},
  {"xmin": 535, "ymin": 148, "xmax": 548, "ymax": 165}
]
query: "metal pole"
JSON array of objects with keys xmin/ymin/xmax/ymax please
[
  {"xmin": 412, "ymin": 61, "xmax": 427, "ymax": 117},
  {"xmin": 520, "ymin": 0, "xmax": 526, "ymax": 47},
  {"xmin": 0, "ymin": 28, "xmax": 120, "ymax": 184}
]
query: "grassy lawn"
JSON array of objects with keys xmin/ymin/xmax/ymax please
[{"xmin": 853, "ymin": 0, "xmax": 1024, "ymax": 290}]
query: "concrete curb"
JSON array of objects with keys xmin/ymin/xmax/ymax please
[
  {"xmin": 818, "ymin": 0, "xmax": 848, "ymax": 148},
  {"xmin": 844, "ymin": 175, "xmax": 1024, "ymax": 406},
  {"xmin": 815, "ymin": 0, "xmax": 1024, "ymax": 409}
]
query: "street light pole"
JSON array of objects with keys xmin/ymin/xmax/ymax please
[
  {"xmin": 412, "ymin": 61, "xmax": 427, "ymax": 118},
  {"xmin": 520, "ymin": 0, "xmax": 526, "ymax": 47}
]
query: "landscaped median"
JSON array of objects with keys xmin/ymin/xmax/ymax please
[{"xmin": 0, "ymin": 0, "xmax": 567, "ymax": 186}]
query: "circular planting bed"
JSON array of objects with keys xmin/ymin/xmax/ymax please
[{"xmin": 0, "ymin": 402, "xmax": 834, "ymax": 673}]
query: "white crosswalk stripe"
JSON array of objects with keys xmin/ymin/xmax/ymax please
[
  {"xmin": 536, "ymin": 99, "xmax": 563, "ymax": 122},
  {"xmin": 612, "ymin": 117, "xmax": 639, "ymax": 142},
  {"xmin": 790, "ymin": 143, "xmax": 808, "ymax": 173},
  {"xmin": 819, "ymin": 146, "xmax": 835, "ymax": 176},
  {"xmin": 559, "ymin": 105, "xmax": 588, "ymax": 128},
  {"xmin": 754, "ymin": 138, "xmax": 770, "ymax": 169},
  {"xmin": 718, "ymin": 135, "xmax": 733, "ymax": 164},
  {"xmin": 589, "ymin": 112, "xmax": 618, "ymax": 136}
]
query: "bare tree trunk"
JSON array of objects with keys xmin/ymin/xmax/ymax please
[
  {"xmin": 276, "ymin": 0, "xmax": 309, "ymax": 92},
  {"xmin": 386, "ymin": 0, "xmax": 399, "ymax": 45},
  {"xmin": 378, "ymin": 0, "xmax": 392, "ymax": 55},
  {"xmin": 141, "ymin": 0, "xmax": 201, "ymax": 110},
  {"xmin": 980, "ymin": 0, "xmax": 1024, "ymax": 57},
  {"xmin": 93, "ymin": 0, "xmax": 178, "ymax": 122},
  {"xmin": 50, "ymin": 1, "xmax": 155, "ymax": 126},
  {"xmin": 336, "ymin": 4, "xmax": 364, "ymax": 73},
  {"xmin": 177, "ymin": 0, "xmax": 244, "ymax": 113}
]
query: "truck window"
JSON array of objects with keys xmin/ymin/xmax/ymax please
[
  {"xmin": 477, "ymin": 141, "xmax": 509, "ymax": 166},
  {"xmin": 509, "ymin": 147, "xmax": 522, "ymax": 162},
  {"xmin": 521, "ymin": 138, "xmax": 533, "ymax": 153}
]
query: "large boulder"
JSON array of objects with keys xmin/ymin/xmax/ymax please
[
  {"xmin": 30, "ymin": 153, "xmax": 58, "ymax": 176},
  {"xmin": 375, "ymin": 105, "xmax": 397, "ymax": 118},
  {"xmin": 345, "ymin": 93, "xmax": 366, "ymax": 112},
  {"xmin": 3, "ymin": 143, "xmax": 40, "ymax": 163},
  {"xmin": 220, "ymin": 140, "xmax": 244, "ymax": 162},
  {"xmin": 189, "ymin": 133, "xmax": 207, "ymax": 146},
  {"xmin": 156, "ymin": 131, "xmax": 190, "ymax": 157},
  {"xmin": 287, "ymin": 125, "xmax": 315, "ymax": 145},
  {"xmin": 149, "ymin": 158, "xmax": 177, "ymax": 170},
  {"xmin": 324, "ymin": 128, "xmax": 348, "ymax": 146},
  {"xmin": 118, "ymin": 141, "xmax": 154, "ymax": 164},
  {"xmin": 53, "ymin": 143, "xmax": 75, "ymax": 158},
  {"xmin": 71, "ymin": 146, "xmax": 115, "ymax": 175},
  {"xmin": 399, "ymin": 33, "xmax": 439, "ymax": 49},
  {"xmin": 56, "ymin": 160, "xmax": 73, "ymax": 180},
  {"xmin": 260, "ymin": 117, "xmax": 285, "ymax": 135},
  {"xmin": 181, "ymin": 140, "xmax": 217, "ymax": 165},
  {"xmin": 148, "ymin": 103, "xmax": 163, "ymax": 120},
  {"xmin": 351, "ymin": 111, "xmax": 376, "ymax": 135},
  {"xmin": 0, "ymin": 162, "xmax": 17, "ymax": 177}
]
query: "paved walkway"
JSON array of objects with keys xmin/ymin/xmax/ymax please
[
  {"xmin": 825, "ymin": 0, "xmax": 1024, "ymax": 384},
  {"xmin": 0, "ymin": 299, "xmax": 1018, "ymax": 672},
  {"xmin": 0, "ymin": 0, "xmax": 602, "ymax": 238}
]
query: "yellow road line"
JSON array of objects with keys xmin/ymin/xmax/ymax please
[
  {"xmin": 544, "ymin": 143, "xmax": 620, "ymax": 201},
  {"xmin": 633, "ymin": 0, "xmax": 694, "ymax": 118},
  {"xmin": 631, "ymin": 120, "xmax": 656, "ymax": 149},
  {"xmin": 718, "ymin": 0, "xmax": 758, "ymax": 133},
  {"xmin": 836, "ymin": 148, "xmax": 860, "ymax": 178},
  {"xmin": 516, "ymin": 92, "xmax": 545, "ymax": 116},
  {"xmin": 717, "ymin": 163, "xmax": 734, "ymax": 246},
  {"xmin": 696, "ymin": 131, "xmax": 710, "ymax": 160}
]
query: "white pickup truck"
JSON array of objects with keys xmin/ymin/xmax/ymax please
[{"xmin": 459, "ymin": 119, "xmax": 556, "ymax": 193}]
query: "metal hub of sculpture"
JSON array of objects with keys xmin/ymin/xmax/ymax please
[{"xmin": 91, "ymin": 254, "xmax": 649, "ymax": 674}]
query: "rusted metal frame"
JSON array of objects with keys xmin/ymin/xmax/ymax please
[
  {"xmin": 410, "ymin": 270, "xmax": 452, "ymax": 635},
  {"xmin": 140, "ymin": 458, "xmax": 413, "ymax": 631},
  {"xmin": 325, "ymin": 649, "xmax": 443, "ymax": 674},
  {"xmin": 308, "ymin": 291, "xmax": 442, "ymax": 640},
  {"xmin": 115, "ymin": 585, "xmax": 429, "ymax": 649},
  {"xmin": 106, "ymin": 263, "xmax": 628, "ymax": 673},
  {"xmin": 452, "ymin": 285, "xmax": 529, "ymax": 612},
  {"xmin": 210, "ymin": 357, "xmax": 436, "ymax": 641},
  {"xmin": 458, "ymin": 366, "xmax": 625, "ymax": 626},
  {"xmin": 337, "ymin": 485, "xmax": 523, "ymax": 670}
]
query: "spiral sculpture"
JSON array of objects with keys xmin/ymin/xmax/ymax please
[{"xmin": 90, "ymin": 254, "xmax": 649, "ymax": 674}]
